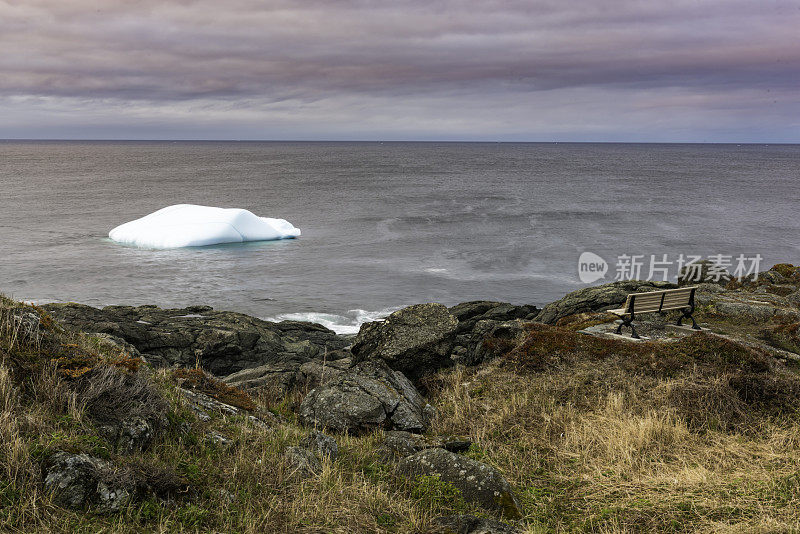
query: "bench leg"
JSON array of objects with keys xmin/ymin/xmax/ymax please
[
  {"xmin": 616, "ymin": 313, "xmax": 640, "ymax": 339},
  {"xmin": 676, "ymin": 308, "xmax": 700, "ymax": 330},
  {"xmin": 629, "ymin": 323, "xmax": 640, "ymax": 339}
]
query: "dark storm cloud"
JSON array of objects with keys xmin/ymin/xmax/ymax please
[{"xmin": 0, "ymin": 0, "xmax": 798, "ymax": 140}]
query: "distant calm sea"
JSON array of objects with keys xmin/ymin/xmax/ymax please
[{"xmin": 1, "ymin": 141, "xmax": 798, "ymax": 333}]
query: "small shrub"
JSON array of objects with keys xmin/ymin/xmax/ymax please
[{"xmin": 73, "ymin": 366, "xmax": 168, "ymax": 433}]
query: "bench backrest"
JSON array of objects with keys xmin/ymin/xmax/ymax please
[{"xmin": 620, "ymin": 287, "xmax": 696, "ymax": 314}]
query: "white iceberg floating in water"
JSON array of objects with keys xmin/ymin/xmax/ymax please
[{"xmin": 109, "ymin": 204, "xmax": 301, "ymax": 249}]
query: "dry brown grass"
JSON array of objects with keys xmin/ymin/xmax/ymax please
[
  {"xmin": 424, "ymin": 325, "xmax": 800, "ymax": 533},
  {"xmin": 0, "ymin": 296, "xmax": 475, "ymax": 533}
]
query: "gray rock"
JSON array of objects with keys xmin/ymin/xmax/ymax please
[
  {"xmin": 44, "ymin": 452, "xmax": 133, "ymax": 511},
  {"xmin": 380, "ymin": 431, "xmax": 424, "ymax": 458},
  {"xmin": 713, "ymin": 301, "xmax": 778, "ymax": 322},
  {"xmin": 8, "ymin": 308, "xmax": 46, "ymax": 345},
  {"xmin": 42, "ymin": 303, "xmax": 349, "ymax": 376},
  {"xmin": 694, "ymin": 283, "xmax": 728, "ymax": 305},
  {"xmin": 536, "ymin": 280, "xmax": 677, "ymax": 325},
  {"xmin": 351, "ymin": 303, "xmax": 459, "ymax": 379},
  {"xmin": 208, "ymin": 431, "xmax": 232, "ymax": 447},
  {"xmin": 115, "ymin": 416, "xmax": 157, "ymax": 454},
  {"xmin": 284, "ymin": 446, "xmax": 322, "ymax": 477},
  {"xmin": 178, "ymin": 387, "xmax": 240, "ymax": 417},
  {"xmin": 449, "ymin": 301, "xmax": 538, "ymax": 334},
  {"xmin": 300, "ymin": 431, "xmax": 338, "ymax": 461},
  {"xmin": 459, "ymin": 320, "xmax": 527, "ymax": 367},
  {"xmin": 696, "ymin": 282, "xmax": 727, "ymax": 294},
  {"xmin": 397, "ymin": 448, "xmax": 522, "ymax": 519},
  {"xmin": 44, "ymin": 452, "xmax": 103, "ymax": 509},
  {"xmin": 194, "ymin": 409, "xmax": 212, "ymax": 422},
  {"xmin": 221, "ymin": 361, "xmax": 302, "ymax": 392},
  {"xmin": 379, "ymin": 431, "xmax": 472, "ymax": 460},
  {"xmin": 97, "ymin": 481, "xmax": 132, "ymax": 513},
  {"xmin": 298, "ymin": 360, "xmax": 435, "ymax": 435},
  {"xmin": 298, "ymin": 357, "xmax": 351, "ymax": 387},
  {"xmin": 709, "ymin": 296, "xmax": 800, "ymax": 324},
  {"xmin": 222, "ymin": 356, "xmax": 352, "ymax": 393},
  {"xmin": 431, "ymin": 514, "xmax": 520, "ymax": 534}
]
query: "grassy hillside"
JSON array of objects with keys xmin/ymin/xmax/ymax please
[{"xmin": 1, "ymin": 291, "xmax": 799, "ymax": 532}]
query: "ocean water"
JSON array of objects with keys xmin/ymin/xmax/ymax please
[{"xmin": 1, "ymin": 141, "xmax": 798, "ymax": 333}]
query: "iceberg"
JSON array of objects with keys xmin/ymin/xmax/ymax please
[{"xmin": 108, "ymin": 204, "xmax": 301, "ymax": 249}]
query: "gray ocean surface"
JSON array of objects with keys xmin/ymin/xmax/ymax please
[{"xmin": 1, "ymin": 141, "xmax": 798, "ymax": 333}]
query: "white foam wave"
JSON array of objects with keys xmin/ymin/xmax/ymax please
[{"xmin": 269, "ymin": 307, "xmax": 397, "ymax": 335}]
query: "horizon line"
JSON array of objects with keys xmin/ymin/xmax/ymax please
[{"xmin": 0, "ymin": 138, "xmax": 797, "ymax": 145}]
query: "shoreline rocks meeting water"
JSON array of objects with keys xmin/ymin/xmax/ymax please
[{"xmin": 5, "ymin": 262, "xmax": 800, "ymax": 531}]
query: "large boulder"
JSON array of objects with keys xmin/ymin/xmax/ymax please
[
  {"xmin": 397, "ymin": 448, "xmax": 522, "ymax": 518},
  {"xmin": 298, "ymin": 360, "xmax": 435, "ymax": 434},
  {"xmin": 455, "ymin": 320, "xmax": 528, "ymax": 367},
  {"xmin": 536, "ymin": 280, "xmax": 677, "ymax": 325},
  {"xmin": 220, "ymin": 361, "xmax": 302, "ymax": 392},
  {"xmin": 42, "ymin": 303, "xmax": 349, "ymax": 376},
  {"xmin": 222, "ymin": 356, "xmax": 351, "ymax": 393},
  {"xmin": 351, "ymin": 304, "xmax": 458, "ymax": 379},
  {"xmin": 449, "ymin": 301, "xmax": 538, "ymax": 334},
  {"xmin": 378, "ymin": 430, "xmax": 471, "ymax": 460},
  {"xmin": 44, "ymin": 452, "xmax": 133, "ymax": 512}
]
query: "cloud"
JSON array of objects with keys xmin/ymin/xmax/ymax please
[{"xmin": 1, "ymin": 0, "xmax": 798, "ymax": 140}]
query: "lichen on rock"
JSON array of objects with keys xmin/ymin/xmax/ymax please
[{"xmin": 298, "ymin": 360, "xmax": 435, "ymax": 434}]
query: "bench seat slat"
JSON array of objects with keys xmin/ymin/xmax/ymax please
[{"xmin": 632, "ymin": 302, "xmax": 686, "ymax": 313}]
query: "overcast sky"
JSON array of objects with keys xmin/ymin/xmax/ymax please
[{"xmin": 1, "ymin": 0, "xmax": 798, "ymax": 142}]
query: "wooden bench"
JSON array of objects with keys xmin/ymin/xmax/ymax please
[{"xmin": 608, "ymin": 286, "xmax": 700, "ymax": 339}]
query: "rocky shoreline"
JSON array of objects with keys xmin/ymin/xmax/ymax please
[
  {"xmin": 5, "ymin": 262, "xmax": 800, "ymax": 532},
  {"xmin": 41, "ymin": 264, "xmax": 800, "ymax": 391},
  {"xmin": 40, "ymin": 299, "xmax": 538, "ymax": 392}
]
